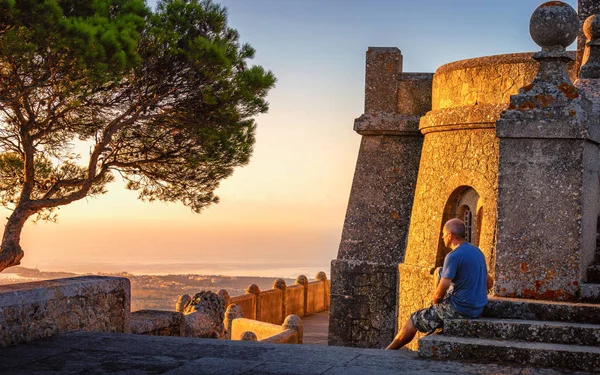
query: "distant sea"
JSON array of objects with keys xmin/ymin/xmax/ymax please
[{"xmin": 19, "ymin": 259, "xmax": 331, "ymax": 279}]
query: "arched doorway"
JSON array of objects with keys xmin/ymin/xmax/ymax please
[{"xmin": 436, "ymin": 186, "xmax": 482, "ymax": 267}]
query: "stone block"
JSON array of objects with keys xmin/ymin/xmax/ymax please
[
  {"xmin": 418, "ymin": 335, "xmax": 600, "ymax": 372},
  {"xmin": 483, "ymin": 296, "xmax": 600, "ymax": 324},
  {"xmin": 130, "ymin": 310, "xmax": 184, "ymax": 336},
  {"xmin": 0, "ymin": 276, "xmax": 130, "ymax": 347}
]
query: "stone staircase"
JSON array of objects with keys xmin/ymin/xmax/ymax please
[{"xmin": 418, "ymin": 297, "xmax": 600, "ymax": 372}]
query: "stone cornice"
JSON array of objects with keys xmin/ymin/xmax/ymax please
[
  {"xmin": 419, "ymin": 104, "xmax": 507, "ymax": 134},
  {"xmin": 354, "ymin": 113, "xmax": 421, "ymax": 136}
]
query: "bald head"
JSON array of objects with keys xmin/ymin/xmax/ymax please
[{"xmin": 444, "ymin": 218, "xmax": 466, "ymax": 240}]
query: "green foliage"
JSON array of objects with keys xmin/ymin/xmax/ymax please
[{"xmin": 0, "ymin": 0, "xmax": 275, "ymax": 222}]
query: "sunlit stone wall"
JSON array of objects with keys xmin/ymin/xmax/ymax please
[{"xmin": 398, "ymin": 52, "xmax": 576, "ymax": 349}]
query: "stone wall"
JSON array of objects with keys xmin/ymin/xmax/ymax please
[
  {"xmin": 224, "ymin": 273, "xmax": 329, "ymax": 326},
  {"xmin": 258, "ymin": 288, "xmax": 283, "ymax": 324},
  {"xmin": 308, "ymin": 280, "xmax": 326, "ymax": 313},
  {"xmin": 285, "ymin": 284, "xmax": 305, "ymax": 317},
  {"xmin": 230, "ymin": 294, "xmax": 256, "ymax": 320},
  {"xmin": 0, "ymin": 276, "xmax": 130, "ymax": 347}
]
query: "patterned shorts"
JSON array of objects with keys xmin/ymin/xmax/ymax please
[{"xmin": 410, "ymin": 300, "xmax": 465, "ymax": 333}]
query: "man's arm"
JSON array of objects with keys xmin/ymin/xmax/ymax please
[
  {"xmin": 432, "ymin": 277, "xmax": 452, "ymax": 304},
  {"xmin": 486, "ymin": 273, "xmax": 494, "ymax": 291}
]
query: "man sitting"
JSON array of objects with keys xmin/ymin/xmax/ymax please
[{"xmin": 386, "ymin": 218, "xmax": 493, "ymax": 350}]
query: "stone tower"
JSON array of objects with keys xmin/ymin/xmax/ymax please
[
  {"xmin": 328, "ymin": 48, "xmax": 432, "ymax": 348},
  {"xmin": 331, "ymin": 0, "xmax": 600, "ymax": 349}
]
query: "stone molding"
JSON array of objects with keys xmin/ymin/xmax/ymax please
[
  {"xmin": 419, "ymin": 104, "xmax": 507, "ymax": 134},
  {"xmin": 353, "ymin": 113, "xmax": 420, "ymax": 135}
]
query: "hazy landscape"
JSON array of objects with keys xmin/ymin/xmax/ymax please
[{"xmin": 0, "ymin": 267, "xmax": 295, "ymax": 312}]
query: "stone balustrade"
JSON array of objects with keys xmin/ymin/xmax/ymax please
[
  {"xmin": 0, "ymin": 272, "xmax": 329, "ymax": 346},
  {"xmin": 132, "ymin": 272, "xmax": 330, "ymax": 340}
]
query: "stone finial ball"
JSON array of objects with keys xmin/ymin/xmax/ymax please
[
  {"xmin": 245, "ymin": 284, "xmax": 260, "ymax": 296},
  {"xmin": 272, "ymin": 278, "xmax": 287, "ymax": 290},
  {"xmin": 584, "ymin": 14, "xmax": 600, "ymax": 42},
  {"xmin": 240, "ymin": 331, "xmax": 258, "ymax": 342},
  {"xmin": 217, "ymin": 289, "xmax": 230, "ymax": 306},
  {"xmin": 295, "ymin": 275, "xmax": 308, "ymax": 286},
  {"xmin": 529, "ymin": 1, "xmax": 579, "ymax": 49},
  {"xmin": 315, "ymin": 271, "xmax": 327, "ymax": 281}
]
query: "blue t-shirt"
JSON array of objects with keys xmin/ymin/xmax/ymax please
[{"xmin": 441, "ymin": 242, "xmax": 488, "ymax": 318}]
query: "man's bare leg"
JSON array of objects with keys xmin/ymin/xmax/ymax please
[{"xmin": 386, "ymin": 318, "xmax": 418, "ymax": 350}]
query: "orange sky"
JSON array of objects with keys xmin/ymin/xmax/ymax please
[{"xmin": 11, "ymin": 109, "xmax": 360, "ymax": 277}]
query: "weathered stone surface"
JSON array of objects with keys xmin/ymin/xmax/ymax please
[
  {"xmin": 529, "ymin": 2, "xmax": 579, "ymax": 51},
  {"xmin": 494, "ymin": 7, "xmax": 599, "ymax": 300},
  {"xmin": 284, "ymin": 284, "xmax": 304, "ymax": 318},
  {"xmin": 329, "ymin": 260, "xmax": 397, "ymax": 348},
  {"xmin": 331, "ymin": 44, "xmax": 431, "ymax": 348},
  {"xmin": 184, "ymin": 291, "xmax": 227, "ymax": 337},
  {"xmin": 397, "ymin": 73, "xmax": 433, "ymax": 117},
  {"xmin": 444, "ymin": 317, "xmax": 600, "ymax": 346},
  {"xmin": 0, "ymin": 276, "xmax": 130, "ymax": 347},
  {"xmin": 257, "ymin": 288, "xmax": 283, "ymax": 324},
  {"xmin": 230, "ymin": 294, "xmax": 256, "ymax": 320},
  {"xmin": 184, "ymin": 311, "xmax": 218, "ymax": 338},
  {"xmin": 484, "ymin": 296, "xmax": 600, "ymax": 324},
  {"xmin": 418, "ymin": 335, "xmax": 600, "ymax": 372},
  {"xmin": 364, "ymin": 47, "xmax": 402, "ymax": 114},
  {"xmin": 431, "ymin": 52, "xmax": 576, "ymax": 111},
  {"xmin": 581, "ymin": 283, "xmax": 600, "ymax": 302},
  {"xmin": 224, "ymin": 303, "xmax": 244, "ymax": 340},
  {"xmin": 130, "ymin": 309, "xmax": 184, "ymax": 336}
]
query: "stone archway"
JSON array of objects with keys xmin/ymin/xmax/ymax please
[{"xmin": 436, "ymin": 186, "xmax": 482, "ymax": 267}]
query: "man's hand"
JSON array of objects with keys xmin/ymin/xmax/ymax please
[{"xmin": 432, "ymin": 277, "xmax": 452, "ymax": 304}]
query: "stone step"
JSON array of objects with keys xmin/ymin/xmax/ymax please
[
  {"xmin": 418, "ymin": 334, "xmax": 600, "ymax": 372},
  {"xmin": 444, "ymin": 318, "xmax": 600, "ymax": 346},
  {"xmin": 588, "ymin": 263, "xmax": 600, "ymax": 283},
  {"xmin": 582, "ymin": 283, "xmax": 600, "ymax": 303},
  {"xmin": 484, "ymin": 296, "xmax": 600, "ymax": 324}
]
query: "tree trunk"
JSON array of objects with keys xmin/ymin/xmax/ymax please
[{"xmin": 0, "ymin": 207, "xmax": 32, "ymax": 272}]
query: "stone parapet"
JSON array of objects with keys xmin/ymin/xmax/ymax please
[
  {"xmin": 230, "ymin": 294, "xmax": 256, "ymax": 320},
  {"xmin": 257, "ymin": 288, "xmax": 283, "ymax": 324},
  {"xmin": 397, "ymin": 73, "xmax": 434, "ymax": 116},
  {"xmin": 431, "ymin": 52, "xmax": 576, "ymax": 111},
  {"xmin": 0, "ymin": 276, "xmax": 130, "ymax": 347}
]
